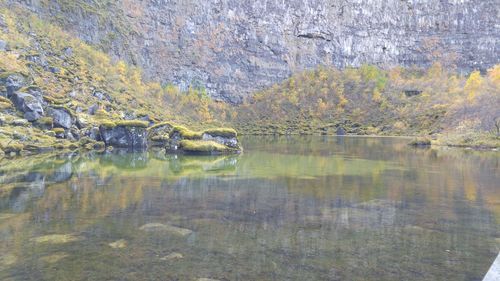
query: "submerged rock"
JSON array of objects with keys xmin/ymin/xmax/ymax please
[
  {"xmin": 160, "ymin": 252, "xmax": 184, "ymax": 261},
  {"xmin": 0, "ymin": 254, "xmax": 17, "ymax": 267},
  {"xmin": 39, "ymin": 252, "xmax": 69, "ymax": 264},
  {"xmin": 139, "ymin": 223, "xmax": 193, "ymax": 237},
  {"xmin": 30, "ymin": 234, "xmax": 82, "ymax": 244},
  {"xmin": 108, "ymin": 239, "xmax": 127, "ymax": 249}
]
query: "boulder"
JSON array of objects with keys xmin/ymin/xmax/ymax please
[
  {"xmin": 47, "ymin": 107, "xmax": 73, "ymax": 129},
  {"xmin": 10, "ymin": 92, "xmax": 44, "ymax": 121},
  {"xmin": 1, "ymin": 73, "xmax": 27, "ymax": 97},
  {"xmin": 336, "ymin": 127, "xmax": 346, "ymax": 136},
  {"xmin": 87, "ymin": 104, "xmax": 99, "ymax": 115},
  {"xmin": 0, "ymin": 40, "xmax": 7, "ymax": 51},
  {"xmin": 99, "ymin": 124, "xmax": 148, "ymax": 149},
  {"xmin": 202, "ymin": 133, "xmax": 239, "ymax": 148}
]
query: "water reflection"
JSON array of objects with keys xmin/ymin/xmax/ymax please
[{"xmin": 0, "ymin": 136, "xmax": 498, "ymax": 281}]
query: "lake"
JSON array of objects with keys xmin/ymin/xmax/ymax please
[{"xmin": 0, "ymin": 136, "xmax": 498, "ymax": 281}]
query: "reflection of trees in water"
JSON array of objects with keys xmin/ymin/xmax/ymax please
[{"xmin": 0, "ymin": 140, "xmax": 498, "ymax": 280}]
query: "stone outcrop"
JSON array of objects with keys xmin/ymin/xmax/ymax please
[
  {"xmin": 99, "ymin": 124, "xmax": 148, "ymax": 149},
  {"xmin": 5, "ymin": 0, "xmax": 499, "ymax": 102},
  {"xmin": 47, "ymin": 107, "xmax": 73, "ymax": 129},
  {"xmin": 10, "ymin": 92, "xmax": 44, "ymax": 121}
]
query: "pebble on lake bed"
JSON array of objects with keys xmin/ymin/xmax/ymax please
[
  {"xmin": 39, "ymin": 253, "xmax": 69, "ymax": 264},
  {"xmin": 160, "ymin": 252, "xmax": 184, "ymax": 261},
  {"xmin": 30, "ymin": 234, "xmax": 82, "ymax": 244},
  {"xmin": 108, "ymin": 239, "xmax": 127, "ymax": 249},
  {"xmin": 139, "ymin": 223, "xmax": 193, "ymax": 237}
]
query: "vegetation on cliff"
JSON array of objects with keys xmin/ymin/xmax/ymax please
[
  {"xmin": 0, "ymin": 6, "xmax": 239, "ymax": 156},
  {"xmin": 233, "ymin": 64, "xmax": 499, "ymax": 148}
]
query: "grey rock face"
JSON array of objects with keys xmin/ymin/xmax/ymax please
[
  {"xmin": 48, "ymin": 107, "xmax": 73, "ymax": 129},
  {"xmin": 99, "ymin": 125, "xmax": 148, "ymax": 149},
  {"xmin": 11, "ymin": 92, "xmax": 44, "ymax": 121},
  {"xmin": 6, "ymin": 0, "xmax": 499, "ymax": 102},
  {"xmin": 1, "ymin": 73, "xmax": 26, "ymax": 97},
  {"xmin": 202, "ymin": 133, "xmax": 239, "ymax": 148}
]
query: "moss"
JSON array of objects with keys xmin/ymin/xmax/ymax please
[
  {"xmin": 171, "ymin": 126, "xmax": 203, "ymax": 140},
  {"xmin": 115, "ymin": 120, "xmax": 149, "ymax": 128},
  {"xmin": 148, "ymin": 121, "xmax": 174, "ymax": 131},
  {"xmin": 43, "ymin": 96, "xmax": 70, "ymax": 105},
  {"xmin": 203, "ymin": 128, "xmax": 238, "ymax": 138},
  {"xmin": 179, "ymin": 140, "xmax": 231, "ymax": 154},
  {"xmin": 0, "ymin": 96, "xmax": 12, "ymax": 104},
  {"xmin": 151, "ymin": 135, "xmax": 169, "ymax": 142},
  {"xmin": 52, "ymin": 128, "xmax": 65, "ymax": 134},
  {"xmin": 51, "ymin": 105, "xmax": 75, "ymax": 117},
  {"xmin": 2, "ymin": 143, "xmax": 24, "ymax": 153},
  {"xmin": 99, "ymin": 120, "xmax": 117, "ymax": 128},
  {"xmin": 0, "ymin": 101, "xmax": 13, "ymax": 110},
  {"xmin": 37, "ymin": 117, "xmax": 54, "ymax": 126}
]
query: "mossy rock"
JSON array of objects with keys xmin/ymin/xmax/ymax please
[
  {"xmin": 171, "ymin": 126, "xmax": 203, "ymax": 140},
  {"xmin": 99, "ymin": 120, "xmax": 117, "ymax": 128},
  {"xmin": 179, "ymin": 140, "xmax": 235, "ymax": 155},
  {"xmin": 148, "ymin": 121, "xmax": 174, "ymax": 131},
  {"xmin": 203, "ymin": 128, "xmax": 238, "ymax": 138},
  {"xmin": 52, "ymin": 128, "xmax": 65, "ymax": 134},
  {"xmin": 2, "ymin": 143, "xmax": 24, "ymax": 154},
  {"xmin": 37, "ymin": 117, "xmax": 54, "ymax": 126}
]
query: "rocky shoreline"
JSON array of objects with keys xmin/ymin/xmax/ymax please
[{"xmin": 0, "ymin": 73, "xmax": 241, "ymax": 157}]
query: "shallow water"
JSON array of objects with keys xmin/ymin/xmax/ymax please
[{"xmin": 0, "ymin": 136, "xmax": 499, "ymax": 281}]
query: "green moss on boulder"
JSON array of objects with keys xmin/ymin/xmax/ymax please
[
  {"xmin": 203, "ymin": 128, "xmax": 238, "ymax": 138},
  {"xmin": 171, "ymin": 126, "xmax": 203, "ymax": 140},
  {"xmin": 179, "ymin": 140, "xmax": 234, "ymax": 154}
]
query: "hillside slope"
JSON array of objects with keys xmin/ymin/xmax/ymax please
[{"xmin": 0, "ymin": 6, "xmax": 237, "ymax": 156}]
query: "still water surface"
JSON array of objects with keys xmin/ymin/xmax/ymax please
[{"xmin": 0, "ymin": 136, "xmax": 499, "ymax": 281}]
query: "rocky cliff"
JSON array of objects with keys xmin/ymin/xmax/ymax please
[{"xmin": 7, "ymin": 0, "xmax": 499, "ymax": 102}]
